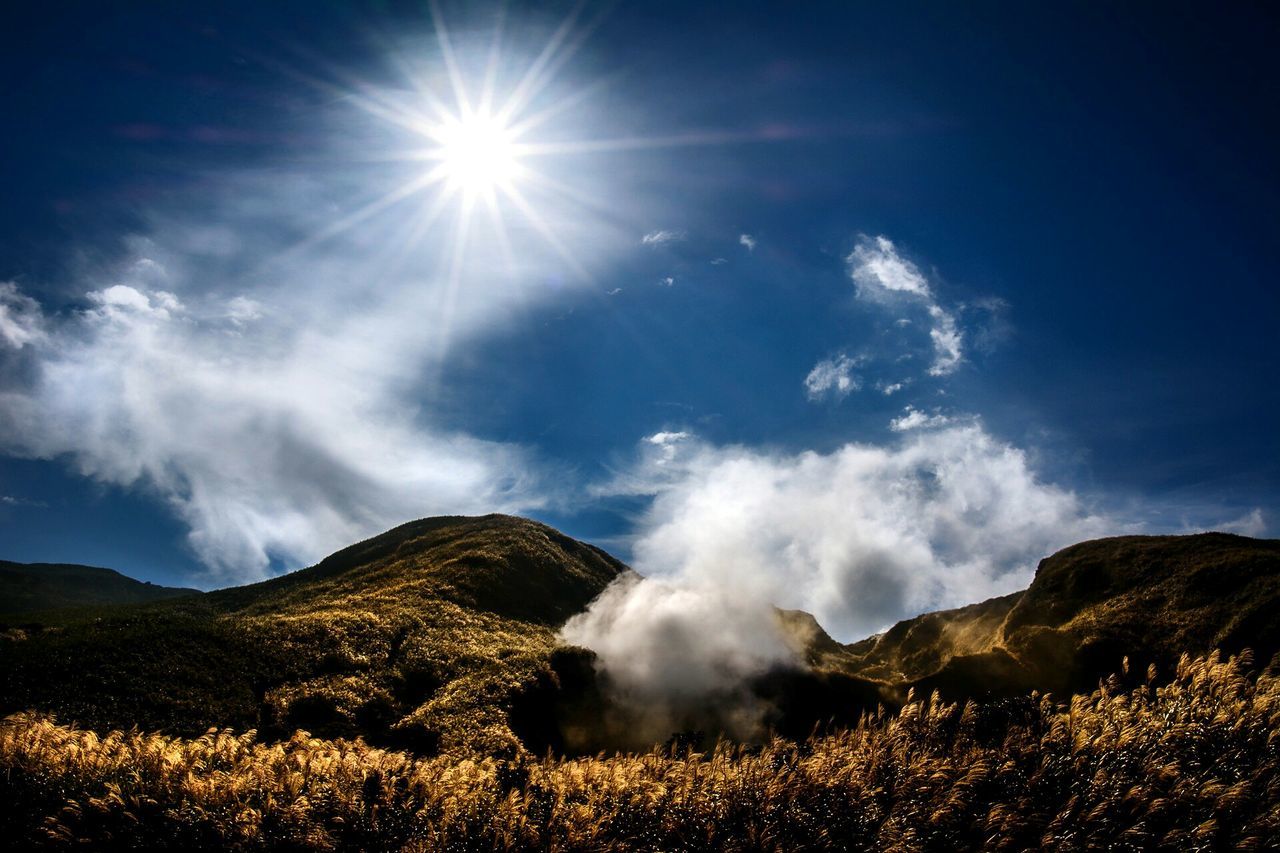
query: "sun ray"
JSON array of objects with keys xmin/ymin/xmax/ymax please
[{"xmin": 430, "ymin": 0, "xmax": 474, "ymax": 118}]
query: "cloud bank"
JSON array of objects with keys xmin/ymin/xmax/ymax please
[{"xmin": 565, "ymin": 422, "xmax": 1119, "ymax": 731}]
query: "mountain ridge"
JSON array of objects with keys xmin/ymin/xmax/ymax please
[
  {"xmin": 4, "ymin": 518, "xmax": 1279, "ymax": 757},
  {"xmin": 0, "ymin": 560, "xmax": 200, "ymax": 620}
]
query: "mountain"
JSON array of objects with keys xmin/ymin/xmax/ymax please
[
  {"xmin": 0, "ymin": 515, "xmax": 625, "ymax": 755},
  {"xmin": 833, "ymin": 533, "xmax": 1280, "ymax": 701},
  {"xmin": 0, "ymin": 560, "xmax": 199, "ymax": 619},
  {"xmin": 5, "ymin": 521, "xmax": 1279, "ymax": 758}
]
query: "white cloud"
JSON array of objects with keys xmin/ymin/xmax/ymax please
[
  {"xmin": 642, "ymin": 229, "xmax": 685, "ymax": 246},
  {"xmin": 847, "ymin": 235, "xmax": 965, "ymax": 377},
  {"xmin": 877, "ymin": 381, "xmax": 906, "ymax": 395},
  {"xmin": 889, "ymin": 406, "xmax": 954, "ymax": 432},
  {"xmin": 739, "ymin": 233, "xmax": 756, "ymax": 251},
  {"xmin": 849, "ymin": 235, "xmax": 932, "ymax": 300},
  {"xmin": 0, "ymin": 159, "xmax": 632, "ymax": 582},
  {"xmin": 567, "ymin": 423, "xmax": 1118, "ymax": 728},
  {"xmin": 710, "ymin": 257, "xmax": 728, "ymax": 265},
  {"xmin": 0, "ymin": 494, "xmax": 47, "ymax": 508},
  {"xmin": 0, "ymin": 283, "xmax": 48, "ymax": 349},
  {"xmin": 659, "ymin": 276, "xmax": 675, "ymax": 287},
  {"xmin": 804, "ymin": 354, "xmax": 860, "ymax": 400},
  {"xmin": 0, "ymin": 272, "xmax": 548, "ymax": 582},
  {"xmin": 1211, "ymin": 508, "xmax": 1267, "ymax": 538},
  {"xmin": 606, "ymin": 287, "xmax": 622, "ymax": 296},
  {"xmin": 226, "ymin": 295, "xmax": 264, "ymax": 326},
  {"xmin": 927, "ymin": 305, "xmax": 963, "ymax": 376}
]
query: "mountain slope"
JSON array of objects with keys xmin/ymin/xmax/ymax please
[
  {"xmin": 0, "ymin": 561, "xmax": 199, "ymax": 619},
  {"xmin": 833, "ymin": 533, "xmax": 1280, "ymax": 700},
  {"xmin": 0, "ymin": 515, "xmax": 625, "ymax": 755}
]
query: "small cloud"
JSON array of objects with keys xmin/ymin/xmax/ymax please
[
  {"xmin": 889, "ymin": 406, "xmax": 954, "ymax": 432},
  {"xmin": 659, "ymin": 276, "xmax": 675, "ymax": 287},
  {"xmin": 848, "ymin": 235, "xmax": 932, "ymax": 300},
  {"xmin": 0, "ymin": 495, "xmax": 48, "ymax": 509},
  {"xmin": 644, "ymin": 430, "xmax": 692, "ymax": 464},
  {"xmin": 226, "ymin": 295, "xmax": 263, "ymax": 326},
  {"xmin": 739, "ymin": 233, "xmax": 757, "ymax": 252},
  {"xmin": 847, "ymin": 235, "xmax": 964, "ymax": 377},
  {"xmin": 1215, "ymin": 508, "xmax": 1267, "ymax": 538},
  {"xmin": 642, "ymin": 229, "xmax": 686, "ymax": 246},
  {"xmin": 606, "ymin": 287, "xmax": 623, "ymax": 296},
  {"xmin": 877, "ymin": 381, "xmax": 906, "ymax": 396},
  {"xmin": 0, "ymin": 282, "xmax": 47, "ymax": 349},
  {"xmin": 710, "ymin": 257, "xmax": 728, "ymax": 265},
  {"xmin": 926, "ymin": 305, "xmax": 963, "ymax": 376},
  {"xmin": 804, "ymin": 354, "xmax": 861, "ymax": 401}
]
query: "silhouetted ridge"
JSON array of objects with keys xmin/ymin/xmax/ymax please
[{"xmin": 0, "ymin": 561, "xmax": 199, "ymax": 618}]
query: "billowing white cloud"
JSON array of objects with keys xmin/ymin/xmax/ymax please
[
  {"xmin": 847, "ymin": 235, "xmax": 965, "ymax": 377},
  {"xmin": 642, "ymin": 229, "xmax": 685, "ymax": 246},
  {"xmin": 804, "ymin": 354, "xmax": 860, "ymax": 400},
  {"xmin": 739, "ymin": 233, "xmax": 756, "ymax": 251},
  {"xmin": 566, "ymin": 423, "xmax": 1118, "ymax": 717}
]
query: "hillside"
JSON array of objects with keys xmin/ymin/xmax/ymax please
[
  {"xmin": 0, "ymin": 560, "xmax": 199, "ymax": 620},
  {"xmin": 0, "ymin": 515, "xmax": 625, "ymax": 755},
  {"xmin": 834, "ymin": 533, "xmax": 1280, "ymax": 701},
  {"xmin": 6, "ymin": 524, "xmax": 1280, "ymax": 759}
]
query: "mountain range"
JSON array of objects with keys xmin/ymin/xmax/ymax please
[{"xmin": 3, "ymin": 515, "xmax": 1278, "ymax": 756}]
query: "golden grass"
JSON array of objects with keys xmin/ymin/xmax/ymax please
[{"xmin": 4, "ymin": 650, "xmax": 1279, "ymax": 850}]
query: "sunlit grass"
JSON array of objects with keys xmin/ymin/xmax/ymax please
[{"xmin": 4, "ymin": 650, "xmax": 1278, "ymax": 850}]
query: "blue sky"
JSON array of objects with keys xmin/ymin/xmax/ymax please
[{"xmin": 1, "ymin": 2, "xmax": 1276, "ymax": 636}]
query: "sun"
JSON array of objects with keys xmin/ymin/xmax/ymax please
[{"xmin": 431, "ymin": 109, "xmax": 523, "ymax": 198}]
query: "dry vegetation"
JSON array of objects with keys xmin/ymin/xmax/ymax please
[{"xmin": 4, "ymin": 651, "xmax": 1279, "ymax": 851}]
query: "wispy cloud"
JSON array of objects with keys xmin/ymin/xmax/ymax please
[
  {"xmin": 847, "ymin": 235, "xmax": 965, "ymax": 377},
  {"xmin": 642, "ymin": 229, "xmax": 686, "ymax": 246},
  {"xmin": 0, "ymin": 162, "xmax": 625, "ymax": 582},
  {"xmin": 804, "ymin": 354, "xmax": 860, "ymax": 400},
  {"xmin": 889, "ymin": 405, "xmax": 954, "ymax": 432},
  {"xmin": 0, "ymin": 283, "xmax": 46, "ymax": 350},
  {"xmin": 738, "ymin": 233, "xmax": 757, "ymax": 252},
  {"xmin": 0, "ymin": 494, "xmax": 47, "ymax": 508}
]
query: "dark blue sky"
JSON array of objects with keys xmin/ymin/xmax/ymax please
[{"xmin": 1, "ymin": 1, "xmax": 1277, "ymax": 595}]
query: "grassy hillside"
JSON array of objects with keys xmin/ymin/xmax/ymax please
[
  {"xmin": 0, "ymin": 515, "xmax": 625, "ymax": 755},
  {"xmin": 834, "ymin": 533, "xmax": 1280, "ymax": 703},
  {"xmin": 0, "ymin": 561, "xmax": 199, "ymax": 620}
]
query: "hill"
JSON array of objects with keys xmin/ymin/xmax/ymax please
[
  {"xmin": 0, "ymin": 560, "xmax": 199, "ymax": 619},
  {"xmin": 833, "ymin": 533, "xmax": 1280, "ymax": 701},
  {"xmin": 0, "ymin": 515, "xmax": 625, "ymax": 755},
  {"xmin": 5, "ymin": 524, "xmax": 1280, "ymax": 757}
]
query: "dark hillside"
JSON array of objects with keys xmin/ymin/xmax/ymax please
[
  {"xmin": 0, "ymin": 515, "xmax": 625, "ymax": 755},
  {"xmin": 0, "ymin": 561, "xmax": 199, "ymax": 619}
]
